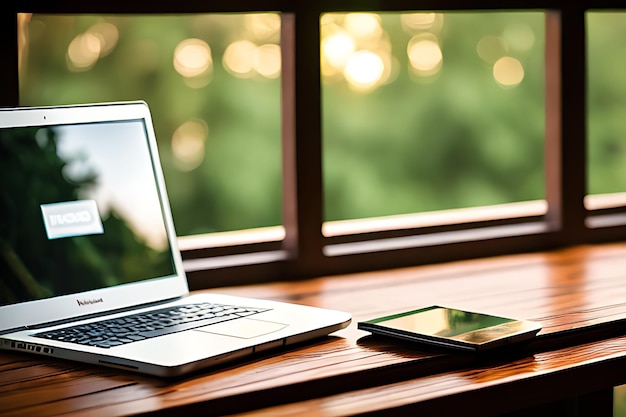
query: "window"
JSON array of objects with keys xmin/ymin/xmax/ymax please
[
  {"xmin": 586, "ymin": 12, "xmax": 626, "ymax": 215},
  {"xmin": 321, "ymin": 12, "xmax": 546, "ymax": 230},
  {"xmin": 2, "ymin": 2, "xmax": 625, "ymax": 287}
]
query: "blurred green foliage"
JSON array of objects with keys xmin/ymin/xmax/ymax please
[
  {"xmin": 18, "ymin": 12, "xmax": 626, "ymax": 235},
  {"xmin": 587, "ymin": 13, "xmax": 626, "ymax": 195},
  {"xmin": 323, "ymin": 13, "xmax": 545, "ymax": 221}
]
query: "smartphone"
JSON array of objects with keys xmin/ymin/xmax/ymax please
[{"xmin": 358, "ymin": 305, "xmax": 542, "ymax": 352}]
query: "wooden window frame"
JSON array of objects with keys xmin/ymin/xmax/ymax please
[{"xmin": 2, "ymin": 2, "xmax": 625, "ymax": 289}]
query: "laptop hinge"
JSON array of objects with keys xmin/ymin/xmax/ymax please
[
  {"xmin": 0, "ymin": 326, "xmax": 29, "ymax": 336},
  {"xmin": 26, "ymin": 297, "xmax": 185, "ymax": 330}
]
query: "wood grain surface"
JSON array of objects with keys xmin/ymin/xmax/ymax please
[{"xmin": 4, "ymin": 242, "xmax": 626, "ymax": 416}]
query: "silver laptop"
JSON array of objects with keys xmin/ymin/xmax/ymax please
[{"xmin": 0, "ymin": 101, "xmax": 351, "ymax": 377}]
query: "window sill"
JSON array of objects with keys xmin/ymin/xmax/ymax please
[{"xmin": 323, "ymin": 200, "xmax": 548, "ymax": 238}]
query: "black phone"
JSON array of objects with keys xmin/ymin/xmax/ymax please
[{"xmin": 358, "ymin": 305, "xmax": 541, "ymax": 352}]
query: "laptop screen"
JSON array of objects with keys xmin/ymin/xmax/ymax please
[{"xmin": 0, "ymin": 119, "xmax": 177, "ymax": 307}]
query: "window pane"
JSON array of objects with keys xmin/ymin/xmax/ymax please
[
  {"xmin": 587, "ymin": 12, "xmax": 626, "ymax": 203},
  {"xmin": 321, "ymin": 12, "xmax": 545, "ymax": 223},
  {"xmin": 19, "ymin": 14, "xmax": 282, "ymax": 236}
]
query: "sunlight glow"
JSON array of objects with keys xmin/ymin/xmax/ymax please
[
  {"xmin": 322, "ymin": 31, "xmax": 356, "ymax": 70},
  {"xmin": 344, "ymin": 13, "xmax": 383, "ymax": 40},
  {"xmin": 321, "ymin": 13, "xmax": 392, "ymax": 90},
  {"xmin": 344, "ymin": 50, "xmax": 385, "ymax": 91}
]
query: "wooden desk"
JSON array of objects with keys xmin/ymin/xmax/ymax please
[
  {"xmin": 4, "ymin": 243, "xmax": 626, "ymax": 416},
  {"xmin": 235, "ymin": 332, "xmax": 626, "ymax": 417}
]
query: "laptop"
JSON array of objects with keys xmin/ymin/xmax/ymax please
[{"xmin": 0, "ymin": 101, "xmax": 351, "ymax": 377}]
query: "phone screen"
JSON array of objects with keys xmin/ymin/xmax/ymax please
[
  {"xmin": 375, "ymin": 306, "xmax": 514, "ymax": 338},
  {"xmin": 359, "ymin": 305, "xmax": 541, "ymax": 351}
]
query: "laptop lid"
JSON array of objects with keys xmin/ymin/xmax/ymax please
[{"xmin": 0, "ymin": 101, "xmax": 188, "ymax": 333}]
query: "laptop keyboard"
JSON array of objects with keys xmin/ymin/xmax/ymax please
[{"xmin": 33, "ymin": 302, "xmax": 270, "ymax": 349}]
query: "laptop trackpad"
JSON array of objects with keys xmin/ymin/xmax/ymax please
[{"xmin": 194, "ymin": 318, "xmax": 288, "ymax": 339}]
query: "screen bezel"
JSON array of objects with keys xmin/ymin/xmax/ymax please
[{"xmin": 0, "ymin": 101, "xmax": 189, "ymax": 332}]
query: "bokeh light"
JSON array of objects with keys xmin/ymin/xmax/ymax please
[
  {"xmin": 245, "ymin": 13, "xmax": 281, "ymax": 42},
  {"xmin": 171, "ymin": 119, "xmax": 208, "ymax": 171},
  {"xmin": 407, "ymin": 34, "xmax": 443, "ymax": 76},
  {"xmin": 214, "ymin": 13, "xmax": 282, "ymax": 80},
  {"xmin": 254, "ymin": 43, "xmax": 281, "ymax": 78},
  {"xmin": 493, "ymin": 56, "xmax": 525, "ymax": 87},
  {"xmin": 344, "ymin": 13, "xmax": 383, "ymax": 41},
  {"xmin": 401, "ymin": 13, "xmax": 439, "ymax": 32},
  {"xmin": 88, "ymin": 22, "xmax": 119, "ymax": 58},
  {"xmin": 477, "ymin": 35, "xmax": 508, "ymax": 64},
  {"xmin": 322, "ymin": 31, "xmax": 356, "ymax": 71},
  {"xmin": 321, "ymin": 13, "xmax": 393, "ymax": 90},
  {"xmin": 344, "ymin": 50, "xmax": 385, "ymax": 91},
  {"xmin": 173, "ymin": 38, "xmax": 213, "ymax": 80},
  {"xmin": 66, "ymin": 22, "xmax": 119, "ymax": 72},
  {"xmin": 67, "ymin": 32, "xmax": 101, "ymax": 71},
  {"xmin": 223, "ymin": 40, "xmax": 257, "ymax": 78}
]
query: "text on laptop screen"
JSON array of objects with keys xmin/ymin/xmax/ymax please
[{"xmin": 0, "ymin": 120, "xmax": 176, "ymax": 306}]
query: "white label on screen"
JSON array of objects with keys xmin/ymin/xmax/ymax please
[{"xmin": 41, "ymin": 200, "xmax": 104, "ymax": 240}]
